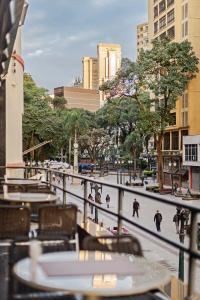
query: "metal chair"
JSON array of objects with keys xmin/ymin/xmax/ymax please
[
  {"xmin": 0, "ymin": 205, "xmax": 31, "ymax": 240},
  {"xmin": 38, "ymin": 204, "xmax": 79, "ymax": 250},
  {"xmin": 83, "ymin": 234, "xmax": 143, "ymax": 256}
]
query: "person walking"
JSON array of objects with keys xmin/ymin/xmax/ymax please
[
  {"xmin": 105, "ymin": 194, "xmax": 111, "ymax": 208},
  {"xmin": 132, "ymin": 199, "xmax": 140, "ymax": 218},
  {"xmin": 88, "ymin": 194, "xmax": 94, "ymax": 214},
  {"xmin": 173, "ymin": 212, "xmax": 180, "ymax": 234},
  {"xmin": 154, "ymin": 210, "xmax": 162, "ymax": 232}
]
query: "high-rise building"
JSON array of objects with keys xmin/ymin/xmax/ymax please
[
  {"xmin": 148, "ymin": 0, "xmax": 200, "ymax": 189},
  {"xmin": 97, "ymin": 43, "xmax": 121, "ymax": 86},
  {"xmin": 97, "ymin": 43, "xmax": 121, "ymax": 106},
  {"xmin": 136, "ymin": 22, "xmax": 150, "ymax": 57},
  {"xmin": 82, "ymin": 57, "xmax": 98, "ymax": 90}
]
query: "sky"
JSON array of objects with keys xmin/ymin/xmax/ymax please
[{"xmin": 23, "ymin": 0, "xmax": 147, "ymax": 93}]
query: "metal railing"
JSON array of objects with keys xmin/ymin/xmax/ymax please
[{"xmin": 1, "ymin": 165, "xmax": 200, "ymax": 299}]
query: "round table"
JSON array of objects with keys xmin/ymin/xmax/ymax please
[
  {"xmin": 0, "ymin": 192, "xmax": 58, "ymax": 204},
  {"xmin": 3, "ymin": 179, "xmax": 41, "ymax": 192},
  {"xmin": 13, "ymin": 251, "xmax": 170, "ymax": 297}
]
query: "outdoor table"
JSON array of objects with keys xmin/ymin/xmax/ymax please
[
  {"xmin": 3, "ymin": 179, "xmax": 41, "ymax": 192},
  {"xmin": 13, "ymin": 251, "xmax": 170, "ymax": 297},
  {"xmin": 0, "ymin": 192, "xmax": 57, "ymax": 204}
]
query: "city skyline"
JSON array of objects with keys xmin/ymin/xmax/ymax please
[{"xmin": 23, "ymin": 0, "xmax": 147, "ymax": 92}]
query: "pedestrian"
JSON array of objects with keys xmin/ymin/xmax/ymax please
[
  {"xmin": 132, "ymin": 199, "xmax": 140, "ymax": 218},
  {"xmin": 95, "ymin": 191, "xmax": 102, "ymax": 204},
  {"xmin": 184, "ymin": 209, "xmax": 190, "ymax": 226},
  {"xmin": 106, "ymin": 194, "xmax": 110, "ymax": 208},
  {"xmin": 173, "ymin": 212, "xmax": 179, "ymax": 234},
  {"xmin": 88, "ymin": 194, "xmax": 94, "ymax": 214},
  {"xmin": 179, "ymin": 209, "xmax": 187, "ymax": 233},
  {"xmin": 154, "ymin": 210, "xmax": 162, "ymax": 232}
]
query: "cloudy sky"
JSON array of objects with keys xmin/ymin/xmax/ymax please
[{"xmin": 23, "ymin": 0, "xmax": 147, "ymax": 93}]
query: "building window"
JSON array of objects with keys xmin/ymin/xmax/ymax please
[
  {"xmin": 163, "ymin": 132, "xmax": 170, "ymax": 150},
  {"xmin": 182, "ymin": 21, "xmax": 188, "ymax": 38},
  {"xmin": 167, "ymin": 9, "xmax": 175, "ymax": 25},
  {"xmin": 167, "ymin": 26, "xmax": 175, "ymax": 39},
  {"xmin": 172, "ymin": 131, "xmax": 179, "ymax": 150},
  {"xmin": 169, "ymin": 112, "xmax": 176, "ymax": 126},
  {"xmin": 159, "ymin": 32, "xmax": 167, "ymax": 39},
  {"xmin": 154, "ymin": 21, "xmax": 158, "ymax": 33},
  {"xmin": 182, "ymin": 3, "xmax": 188, "ymax": 20},
  {"xmin": 154, "ymin": 5, "xmax": 158, "ymax": 18},
  {"xmin": 182, "ymin": 93, "xmax": 188, "ymax": 108},
  {"xmin": 159, "ymin": 15, "xmax": 166, "ymax": 29},
  {"xmin": 182, "ymin": 111, "xmax": 188, "ymax": 127},
  {"xmin": 159, "ymin": 0, "xmax": 166, "ymax": 14},
  {"xmin": 185, "ymin": 144, "xmax": 198, "ymax": 161},
  {"xmin": 167, "ymin": 0, "xmax": 174, "ymax": 8}
]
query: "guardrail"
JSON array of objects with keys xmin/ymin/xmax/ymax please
[{"xmin": 0, "ymin": 165, "xmax": 200, "ymax": 299}]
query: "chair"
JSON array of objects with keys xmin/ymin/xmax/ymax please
[
  {"xmin": 0, "ymin": 205, "xmax": 31, "ymax": 240},
  {"xmin": 38, "ymin": 204, "xmax": 79, "ymax": 250},
  {"xmin": 83, "ymin": 234, "xmax": 143, "ymax": 256}
]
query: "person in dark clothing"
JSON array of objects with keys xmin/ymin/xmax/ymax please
[
  {"xmin": 105, "ymin": 194, "xmax": 110, "ymax": 208},
  {"xmin": 88, "ymin": 194, "xmax": 94, "ymax": 214},
  {"xmin": 133, "ymin": 199, "xmax": 140, "ymax": 217},
  {"xmin": 154, "ymin": 210, "xmax": 162, "ymax": 232},
  {"xmin": 173, "ymin": 213, "xmax": 179, "ymax": 234},
  {"xmin": 179, "ymin": 209, "xmax": 187, "ymax": 233}
]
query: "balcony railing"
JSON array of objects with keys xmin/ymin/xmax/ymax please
[{"xmin": 0, "ymin": 165, "xmax": 200, "ymax": 299}]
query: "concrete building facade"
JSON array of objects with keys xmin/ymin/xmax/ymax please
[
  {"xmin": 148, "ymin": 0, "xmax": 200, "ymax": 189},
  {"xmin": 54, "ymin": 86, "xmax": 100, "ymax": 112},
  {"xmin": 82, "ymin": 57, "xmax": 98, "ymax": 90},
  {"xmin": 183, "ymin": 135, "xmax": 200, "ymax": 191},
  {"xmin": 137, "ymin": 22, "xmax": 150, "ymax": 57}
]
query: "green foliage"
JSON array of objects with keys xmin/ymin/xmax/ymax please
[
  {"xmin": 99, "ymin": 39, "xmax": 199, "ymax": 188},
  {"xmin": 24, "ymin": 73, "xmax": 49, "ymax": 104},
  {"xmin": 143, "ymin": 170, "xmax": 155, "ymax": 177},
  {"xmin": 52, "ymin": 96, "xmax": 67, "ymax": 109},
  {"xmin": 96, "ymin": 97, "xmax": 139, "ymax": 142},
  {"xmin": 79, "ymin": 128, "xmax": 110, "ymax": 162}
]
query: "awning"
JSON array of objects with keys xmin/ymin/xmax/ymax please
[{"xmin": 0, "ymin": 0, "xmax": 25, "ymax": 78}]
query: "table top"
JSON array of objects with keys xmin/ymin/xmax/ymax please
[
  {"xmin": 3, "ymin": 179, "xmax": 41, "ymax": 186},
  {"xmin": 13, "ymin": 251, "xmax": 170, "ymax": 296},
  {"xmin": 0, "ymin": 192, "xmax": 57, "ymax": 203}
]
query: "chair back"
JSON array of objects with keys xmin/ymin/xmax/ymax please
[
  {"xmin": 83, "ymin": 234, "xmax": 143, "ymax": 256},
  {"xmin": 38, "ymin": 204, "xmax": 77, "ymax": 238},
  {"xmin": 0, "ymin": 205, "xmax": 30, "ymax": 239}
]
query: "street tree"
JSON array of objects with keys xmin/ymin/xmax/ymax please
[
  {"xmin": 52, "ymin": 96, "xmax": 67, "ymax": 109},
  {"xmin": 101, "ymin": 39, "xmax": 199, "ymax": 189},
  {"xmin": 79, "ymin": 128, "xmax": 110, "ymax": 163}
]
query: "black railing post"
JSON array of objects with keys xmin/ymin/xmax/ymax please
[
  {"xmin": 117, "ymin": 188, "xmax": 123, "ymax": 235},
  {"xmin": 63, "ymin": 173, "xmax": 67, "ymax": 205},
  {"xmin": 187, "ymin": 211, "xmax": 198, "ymax": 299},
  {"xmin": 83, "ymin": 180, "xmax": 88, "ymax": 224}
]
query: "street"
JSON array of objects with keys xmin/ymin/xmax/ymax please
[{"xmin": 54, "ymin": 173, "xmax": 200, "ymax": 293}]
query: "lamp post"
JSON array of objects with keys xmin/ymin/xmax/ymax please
[
  {"xmin": 73, "ymin": 130, "xmax": 78, "ymax": 175},
  {"xmin": 128, "ymin": 160, "xmax": 133, "ymax": 185},
  {"xmin": 169, "ymin": 160, "xmax": 177, "ymax": 194}
]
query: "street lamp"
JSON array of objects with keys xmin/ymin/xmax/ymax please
[{"xmin": 128, "ymin": 160, "xmax": 133, "ymax": 184}]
